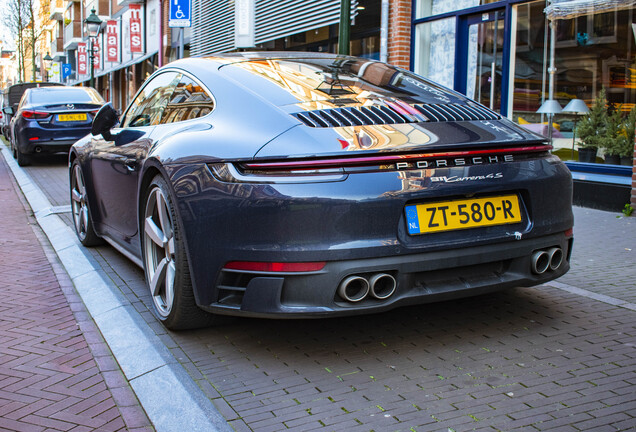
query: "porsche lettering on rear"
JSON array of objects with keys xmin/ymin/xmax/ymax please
[{"xmin": 396, "ymin": 155, "xmax": 514, "ymax": 170}]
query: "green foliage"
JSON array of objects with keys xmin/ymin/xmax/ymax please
[
  {"xmin": 577, "ymin": 90, "xmax": 636, "ymax": 158},
  {"xmin": 617, "ymin": 106, "xmax": 636, "ymax": 158},
  {"xmin": 577, "ymin": 89, "xmax": 607, "ymax": 150},
  {"xmin": 602, "ymin": 105, "xmax": 624, "ymax": 156},
  {"xmin": 623, "ymin": 203, "xmax": 634, "ymax": 217}
]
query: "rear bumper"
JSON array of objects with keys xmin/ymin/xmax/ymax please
[
  {"xmin": 15, "ymin": 124, "xmax": 89, "ymax": 154},
  {"xmin": 20, "ymin": 139, "xmax": 78, "ymax": 154},
  {"xmin": 202, "ymin": 232, "xmax": 572, "ymax": 318}
]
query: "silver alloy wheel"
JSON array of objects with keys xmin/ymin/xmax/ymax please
[
  {"xmin": 143, "ymin": 186, "xmax": 176, "ymax": 318},
  {"xmin": 71, "ymin": 164, "xmax": 89, "ymax": 241}
]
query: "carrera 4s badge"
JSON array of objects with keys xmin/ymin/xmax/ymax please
[
  {"xmin": 431, "ymin": 173, "xmax": 504, "ymax": 183},
  {"xmin": 395, "ymin": 154, "xmax": 514, "ymax": 170}
]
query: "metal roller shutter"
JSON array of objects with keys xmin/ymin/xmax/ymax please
[
  {"xmin": 191, "ymin": 0, "xmax": 235, "ymax": 56},
  {"xmin": 191, "ymin": 0, "xmax": 357, "ymax": 56},
  {"xmin": 255, "ymin": 0, "xmax": 358, "ymax": 44}
]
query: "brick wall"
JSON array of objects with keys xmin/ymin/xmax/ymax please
[{"xmin": 388, "ymin": 0, "xmax": 411, "ymax": 69}]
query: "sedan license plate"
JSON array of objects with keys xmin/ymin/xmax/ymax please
[
  {"xmin": 405, "ymin": 194, "xmax": 522, "ymax": 235},
  {"xmin": 58, "ymin": 113, "xmax": 87, "ymax": 122}
]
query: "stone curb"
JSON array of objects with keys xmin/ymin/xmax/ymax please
[{"xmin": 1, "ymin": 146, "xmax": 232, "ymax": 432}]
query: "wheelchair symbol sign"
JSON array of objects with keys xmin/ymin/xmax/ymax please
[{"xmin": 169, "ymin": 0, "xmax": 191, "ymax": 27}]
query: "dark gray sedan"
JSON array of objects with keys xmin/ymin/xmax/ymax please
[
  {"xmin": 70, "ymin": 53, "xmax": 573, "ymax": 329},
  {"xmin": 6, "ymin": 86, "xmax": 103, "ymax": 166}
]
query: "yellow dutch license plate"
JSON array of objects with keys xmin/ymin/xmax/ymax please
[
  {"xmin": 58, "ymin": 113, "xmax": 87, "ymax": 122},
  {"xmin": 405, "ymin": 194, "xmax": 522, "ymax": 235}
]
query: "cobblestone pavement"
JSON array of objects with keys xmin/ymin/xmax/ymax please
[
  {"xmin": 0, "ymin": 153, "xmax": 154, "ymax": 431},
  {"xmin": 11, "ymin": 150, "xmax": 636, "ymax": 431}
]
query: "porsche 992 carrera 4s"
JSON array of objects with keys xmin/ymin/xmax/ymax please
[{"xmin": 69, "ymin": 53, "xmax": 573, "ymax": 329}]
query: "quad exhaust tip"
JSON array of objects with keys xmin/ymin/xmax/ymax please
[
  {"xmin": 338, "ymin": 273, "xmax": 397, "ymax": 303},
  {"xmin": 338, "ymin": 276, "xmax": 369, "ymax": 302},
  {"xmin": 531, "ymin": 247, "xmax": 564, "ymax": 275}
]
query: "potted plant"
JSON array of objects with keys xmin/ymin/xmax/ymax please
[
  {"xmin": 618, "ymin": 106, "xmax": 636, "ymax": 166},
  {"xmin": 602, "ymin": 105, "xmax": 623, "ymax": 165},
  {"xmin": 576, "ymin": 89, "xmax": 607, "ymax": 162}
]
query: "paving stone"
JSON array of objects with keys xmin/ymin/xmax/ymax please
[
  {"xmin": 11, "ymin": 145, "xmax": 636, "ymax": 432},
  {"xmin": 0, "ymin": 152, "xmax": 153, "ymax": 431}
]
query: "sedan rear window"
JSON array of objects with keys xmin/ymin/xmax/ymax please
[{"xmin": 29, "ymin": 88, "xmax": 104, "ymax": 105}]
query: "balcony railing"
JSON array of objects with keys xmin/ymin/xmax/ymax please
[
  {"xmin": 49, "ymin": 0, "xmax": 64, "ymax": 20},
  {"xmin": 64, "ymin": 21, "xmax": 82, "ymax": 49}
]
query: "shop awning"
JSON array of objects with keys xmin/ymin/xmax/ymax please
[{"xmin": 545, "ymin": 0, "xmax": 636, "ymax": 20}]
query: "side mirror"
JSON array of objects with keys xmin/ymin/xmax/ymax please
[
  {"xmin": 2, "ymin": 106, "xmax": 14, "ymax": 116},
  {"xmin": 92, "ymin": 102, "xmax": 119, "ymax": 140}
]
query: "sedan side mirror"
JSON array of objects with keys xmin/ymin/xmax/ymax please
[
  {"xmin": 92, "ymin": 102, "xmax": 120, "ymax": 141},
  {"xmin": 2, "ymin": 106, "xmax": 14, "ymax": 116}
]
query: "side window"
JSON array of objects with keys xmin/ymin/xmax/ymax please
[
  {"xmin": 17, "ymin": 91, "xmax": 29, "ymax": 110},
  {"xmin": 121, "ymin": 72, "xmax": 180, "ymax": 128},
  {"xmin": 160, "ymin": 75, "xmax": 214, "ymax": 124}
]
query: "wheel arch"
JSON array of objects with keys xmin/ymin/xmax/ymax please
[{"xmin": 138, "ymin": 161, "xmax": 204, "ymax": 307}]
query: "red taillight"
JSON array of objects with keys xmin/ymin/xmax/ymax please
[
  {"xmin": 565, "ymin": 228, "xmax": 573, "ymax": 238},
  {"xmin": 22, "ymin": 110, "xmax": 50, "ymax": 120},
  {"xmin": 224, "ymin": 261, "xmax": 326, "ymax": 272},
  {"xmin": 28, "ymin": 137, "xmax": 39, "ymax": 141},
  {"xmin": 242, "ymin": 145, "xmax": 554, "ymax": 171}
]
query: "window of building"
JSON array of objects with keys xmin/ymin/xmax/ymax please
[
  {"xmin": 510, "ymin": 1, "xmax": 636, "ymax": 166},
  {"xmin": 413, "ymin": 18, "xmax": 456, "ymax": 89},
  {"xmin": 415, "ymin": 0, "xmax": 502, "ymax": 20}
]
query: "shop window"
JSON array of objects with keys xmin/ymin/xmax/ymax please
[
  {"xmin": 414, "ymin": 18, "xmax": 455, "ymax": 89},
  {"xmin": 511, "ymin": 1, "xmax": 635, "ymax": 166},
  {"xmin": 415, "ymin": 0, "xmax": 502, "ymax": 19}
]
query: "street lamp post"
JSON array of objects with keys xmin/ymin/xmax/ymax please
[
  {"xmin": 84, "ymin": 9, "xmax": 102, "ymax": 89},
  {"xmin": 43, "ymin": 53, "xmax": 53, "ymax": 82}
]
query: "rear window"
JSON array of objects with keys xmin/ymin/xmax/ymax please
[
  {"xmin": 29, "ymin": 88, "xmax": 104, "ymax": 105},
  {"xmin": 224, "ymin": 57, "xmax": 466, "ymax": 106}
]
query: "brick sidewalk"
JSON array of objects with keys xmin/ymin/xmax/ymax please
[{"xmin": 0, "ymin": 154, "xmax": 154, "ymax": 432}]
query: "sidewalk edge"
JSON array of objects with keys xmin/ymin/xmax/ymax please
[{"xmin": 0, "ymin": 146, "xmax": 232, "ymax": 432}]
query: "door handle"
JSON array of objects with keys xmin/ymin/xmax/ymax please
[{"xmin": 124, "ymin": 159, "xmax": 137, "ymax": 172}]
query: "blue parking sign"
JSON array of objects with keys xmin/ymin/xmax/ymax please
[
  {"xmin": 169, "ymin": 0, "xmax": 191, "ymax": 27},
  {"xmin": 62, "ymin": 63, "xmax": 72, "ymax": 79}
]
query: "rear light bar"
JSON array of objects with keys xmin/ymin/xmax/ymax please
[
  {"xmin": 22, "ymin": 110, "xmax": 50, "ymax": 120},
  {"xmin": 242, "ymin": 145, "xmax": 553, "ymax": 171},
  {"xmin": 224, "ymin": 261, "xmax": 326, "ymax": 272}
]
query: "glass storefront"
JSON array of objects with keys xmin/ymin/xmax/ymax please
[
  {"xmin": 414, "ymin": 18, "xmax": 456, "ymax": 89},
  {"xmin": 413, "ymin": 0, "xmax": 636, "ymax": 167},
  {"xmin": 415, "ymin": 0, "xmax": 502, "ymax": 19}
]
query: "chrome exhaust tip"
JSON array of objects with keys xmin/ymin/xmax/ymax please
[
  {"xmin": 531, "ymin": 250, "xmax": 550, "ymax": 274},
  {"xmin": 547, "ymin": 247, "xmax": 563, "ymax": 271},
  {"xmin": 369, "ymin": 273, "xmax": 397, "ymax": 300},
  {"xmin": 337, "ymin": 276, "xmax": 369, "ymax": 302}
]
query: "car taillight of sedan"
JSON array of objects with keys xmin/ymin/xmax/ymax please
[{"xmin": 22, "ymin": 110, "xmax": 50, "ymax": 120}]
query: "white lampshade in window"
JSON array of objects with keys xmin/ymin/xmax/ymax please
[
  {"xmin": 536, "ymin": 99, "xmax": 563, "ymax": 115},
  {"xmin": 562, "ymin": 99, "xmax": 589, "ymax": 115}
]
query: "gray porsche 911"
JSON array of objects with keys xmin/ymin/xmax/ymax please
[{"xmin": 70, "ymin": 52, "xmax": 573, "ymax": 329}]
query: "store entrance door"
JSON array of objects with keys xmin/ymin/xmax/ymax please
[{"xmin": 457, "ymin": 10, "xmax": 506, "ymax": 113}]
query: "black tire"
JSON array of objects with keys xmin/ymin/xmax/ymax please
[
  {"xmin": 70, "ymin": 160, "xmax": 103, "ymax": 246},
  {"xmin": 14, "ymin": 136, "xmax": 31, "ymax": 166},
  {"xmin": 15, "ymin": 147, "xmax": 31, "ymax": 166},
  {"xmin": 142, "ymin": 175, "xmax": 216, "ymax": 330}
]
